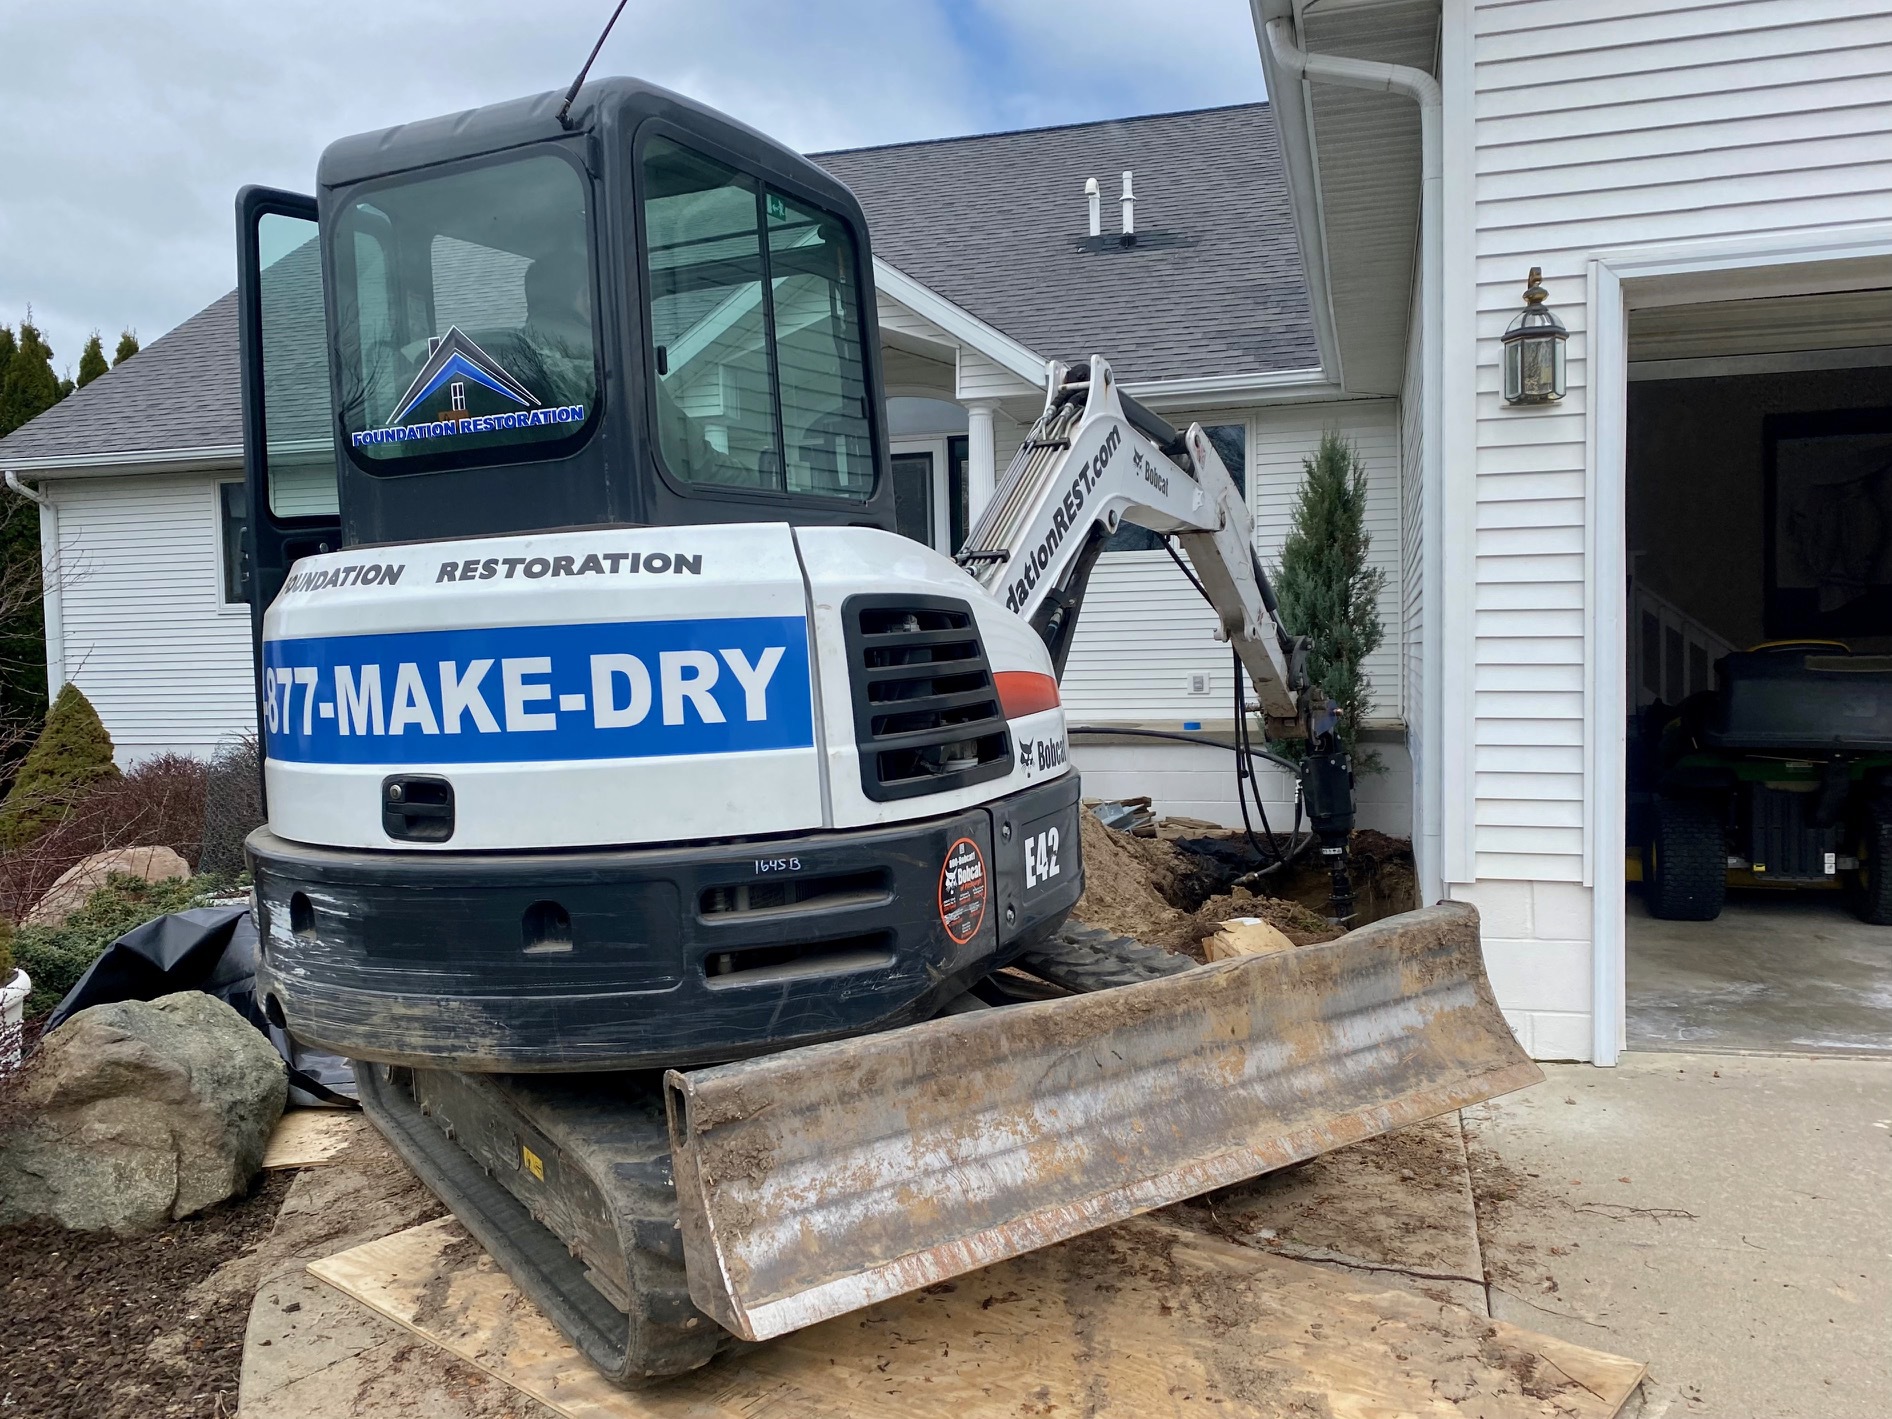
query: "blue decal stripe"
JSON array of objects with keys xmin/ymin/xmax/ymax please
[
  {"xmin": 262, "ymin": 616, "xmax": 813, "ymax": 766},
  {"xmin": 390, "ymin": 353, "xmax": 535, "ymax": 424}
]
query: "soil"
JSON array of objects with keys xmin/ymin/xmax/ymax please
[
  {"xmin": 1072, "ymin": 810, "xmax": 1420, "ymax": 958},
  {"xmin": 0, "ymin": 1170, "xmax": 294, "ymax": 1418}
]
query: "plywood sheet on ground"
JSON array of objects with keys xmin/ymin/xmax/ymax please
[
  {"xmin": 310, "ymin": 1214, "xmax": 1646, "ymax": 1419},
  {"xmin": 262, "ymin": 1109, "xmax": 372, "ymax": 1169}
]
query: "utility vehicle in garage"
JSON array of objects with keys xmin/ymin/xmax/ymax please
[{"xmin": 1638, "ymin": 641, "xmax": 1892, "ymax": 923}]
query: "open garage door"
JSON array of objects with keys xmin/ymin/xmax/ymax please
[{"xmin": 1623, "ymin": 288, "xmax": 1892, "ymax": 1056}]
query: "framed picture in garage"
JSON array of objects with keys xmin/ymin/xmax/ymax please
[{"xmin": 1764, "ymin": 408, "xmax": 1892, "ymax": 639}]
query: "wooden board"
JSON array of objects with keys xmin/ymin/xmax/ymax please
[
  {"xmin": 262, "ymin": 1108, "xmax": 372, "ymax": 1169},
  {"xmin": 309, "ymin": 1214, "xmax": 1647, "ymax": 1419}
]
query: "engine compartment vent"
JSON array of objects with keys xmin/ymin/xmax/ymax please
[{"xmin": 843, "ymin": 594, "xmax": 1012, "ymax": 802}]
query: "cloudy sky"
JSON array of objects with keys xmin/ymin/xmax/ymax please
[{"xmin": 0, "ymin": 0, "xmax": 1267, "ymax": 375}]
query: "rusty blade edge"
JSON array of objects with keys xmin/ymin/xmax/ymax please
[{"xmin": 718, "ymin": 1057, "xmax": 1542, "ymax": 1342}]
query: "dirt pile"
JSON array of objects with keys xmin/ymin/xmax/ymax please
[
  {"xmin": 1069, "ymin": 810, "xmax": 1192, "ymax": 945},
  {"xmin": 1073, "ymin": 810, "xmax": 1423, "ymax": 958},
  {"xmin": 1072, "ymin": 811, "xmax": 1347, "ymax": 957}
]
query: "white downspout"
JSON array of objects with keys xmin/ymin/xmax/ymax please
[
  {"xmin": 1263, "ymin": 16, "xmax": 1445, "ymax": 906},
  {"xmin": 5, "ymin": 470, "xmax": 64, "ymax": 698}
]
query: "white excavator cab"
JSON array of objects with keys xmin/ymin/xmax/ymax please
[{"xmin": 234, "ymin": 75, "xmax": 1536, "ymax": 1385}]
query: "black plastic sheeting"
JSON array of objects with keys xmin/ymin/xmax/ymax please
[{"xmin": 46, "ymin": 907, "xmax": 357, "ymax": 1108}]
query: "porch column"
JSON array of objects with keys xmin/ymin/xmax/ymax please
[{"xmin": 965, "ymin": 399, "xmax": 999, "ymax": 521}]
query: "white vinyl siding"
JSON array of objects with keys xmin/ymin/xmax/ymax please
[
  {"xmin": 1462, "ymin": 0, "xmax": 1892, "ymax": 887},
  {"xmin": 1059, "ymin": 551, "xmax": 1238, "ymax": 722},
  {"xmin": 956, "ymin": 348, "xmax": 1039, "ymax": 403},
  {"xmin": 51, "ymin": 471, "xmax": 256, "ymax": 762},
  {"xmin": 1062, "ymin": 399, "xmax": 1403, "ymax": 726}
]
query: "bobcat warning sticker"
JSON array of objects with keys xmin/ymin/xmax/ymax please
[{"xmin": 938, "ymin": 836, "xmax": 989, "ymax": 945}]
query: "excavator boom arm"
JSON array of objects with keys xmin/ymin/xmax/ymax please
[{"xmin": 959, "ymin": 357, "xmax": 1304, "ymax": 732}]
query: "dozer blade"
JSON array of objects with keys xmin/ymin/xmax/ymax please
[{"xmin": 664, "ymin": 901, "xmax": 1539, "ymax": 1343}]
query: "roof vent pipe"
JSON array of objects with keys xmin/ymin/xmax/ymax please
[
  {"xmin": 1085, "ymin": 177, "xmax": 1100, "ymax": 237},
  {"xmin": 1119, "ymin": 171, "xmax": 1136, "ymax": 246}
]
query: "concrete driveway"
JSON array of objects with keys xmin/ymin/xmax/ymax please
[{"xmin": 1467, "ymin": 1051, "xmax": 1891, "ymax": 1419}]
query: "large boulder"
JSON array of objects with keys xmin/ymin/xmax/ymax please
[
  {"xmin": 0, "ymin": 991, "xmax": 286, "ymax": 1231},
  {"xmin": 24, "ymin": 844, "xmax": 191, "ymax": 928}
]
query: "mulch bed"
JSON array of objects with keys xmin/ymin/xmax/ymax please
[{"xmin": 0, "ymin": 1169, "xmax": 293, "ymax": 1417}]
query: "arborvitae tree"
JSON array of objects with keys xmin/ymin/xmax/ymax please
[
  {"xmin": 76, "ymin": 332, "xmax": 109, "ymax": 388},
  {"xmin": 0, "ymin": 318, "xmax": 60, "ymax": 437},
  {"xmin": 112, "ymin": 329, "xmax": 140, "ymax": 366},
  {"xmin": 1271, "ymin": 430, "xmax": 1386, "ymax": 763},
  {"xmin": 0, "ymin": 683, "xmax": 120, "ymax": 850}
]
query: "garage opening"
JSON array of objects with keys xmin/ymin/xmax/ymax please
[{"xmin": 1624, "ymin": 289, "xmax": 1892, "ymax": 1055}]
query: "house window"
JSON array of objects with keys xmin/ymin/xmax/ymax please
[
  {"xmin": 219, "ymin": 481, "xmax": 250, "ymax": 604},
  {"xmin": 1104, "ymin": 421, "xmax": 1246, "ymax": 552},
  {"xmin": 947, "ymin": 435, "xmax": 970, "ymax": 551},
  {"xmin": 887, "ymin": 435, "xmax": 972, "ymax": 555}
]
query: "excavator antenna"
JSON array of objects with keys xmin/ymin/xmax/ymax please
[{"xmin": 557, "ymin": 0, "xmax": 631, "ymax": 128}]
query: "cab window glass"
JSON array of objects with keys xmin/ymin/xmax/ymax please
[
  {"xmin": 257, "ymin": 213, "xmax": 340, "ymax": 517},
  {"xmin": 336, "ymin": 153, "xmax": 597, "ymax": 466},
  {"xmin": 769, "ymin": 191, "xmax": 873, "ymax": 497},
  {"xmin": 643, "ymin": 141, "xmax": 778, "ymax": 490},
  {"xmin": 642, "ymin": 138, "xmax": 873, "ymax": 499}
]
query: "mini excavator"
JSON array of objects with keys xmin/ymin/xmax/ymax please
[{"xmin": 236, "ymin": 76, "xmax": 1538, "ymax": 1384}]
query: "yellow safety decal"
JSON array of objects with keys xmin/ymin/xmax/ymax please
[{"xmin": 521, "ymin": 1144, "xmax": 544, "ymax": 1181}]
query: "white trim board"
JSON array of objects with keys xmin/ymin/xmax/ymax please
[
  {"xmin": 1584, "ymin": 223, "xmax": 1892, "ymax": 1067},
  {"xmin": 1627, "ymin": 343, "xmax": 1892, "ymax": 381}
]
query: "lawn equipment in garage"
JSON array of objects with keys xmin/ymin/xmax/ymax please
[{"xmin": 1633, "ymin": 641, "xmax": 1892, "ymax": 923}]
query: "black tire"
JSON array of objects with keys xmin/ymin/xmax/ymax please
[
  {"xmin": 1013, "ymin": 922, "xmax": 1195, "ymax": 992},
  {"xmin": 1645, "ymin": 794, "xmax": 1726, "ymax": 922},
  {"xmin": 1849, "ymin": 800, "xmax": 1892, "ymax": 926}
]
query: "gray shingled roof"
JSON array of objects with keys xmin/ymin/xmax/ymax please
[
  {"xmin": 0, "ymin": 291, "xmax": 240, "ymax": 466},
  {"xmin": 815, "ymin": 104, "xmax": 1314, "ymax": 384},
  {"xmin": 0, "ymin": 103, "xmax": 1311, "ymax": 468}
]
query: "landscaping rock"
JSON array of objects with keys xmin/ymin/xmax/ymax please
[
  {"xmin": 0, "ymin": 990, "xmax": 285, "ymax": 1231},
  {"xmin": 25, "ymin": 844, "xmax": 191, "ymax": 928}
]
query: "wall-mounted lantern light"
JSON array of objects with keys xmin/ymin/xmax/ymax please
[{"xmin": 1502, "ymin": 267, "xmax": 1567, "ymax": 405}]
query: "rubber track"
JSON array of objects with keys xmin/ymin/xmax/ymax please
[
  {"xmin": 574, "ymin": 1090, "xmax": 731, "ymax": 1380},
  {"xmin": 1014, "ymin": 921, "xmax": 1195, "ymax": 992},
  {"xmin": 356, "ymin": 1066, "xmax": 727, "ymax": 1383}
]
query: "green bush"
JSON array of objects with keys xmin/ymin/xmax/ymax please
[
  {"xmin": 0, "ymin": 684, "xmax": 120, "ymax": 850},
  {"xmin": 0, "ymin": 917, "xmax": 13, "ymax": 982},
  {"xmin": 10, "ymin": 873, "xmax": 222, "ymax": 1018}
]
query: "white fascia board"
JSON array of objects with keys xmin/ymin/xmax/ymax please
[
  {"xmin": 1250, "ymin": 0, "xmax": 1341, "ymax": 389},
  {"xmin": 1123, "ymin": 368, "xmax": 1334, "ymax": 411},
  {"xmin": 1, "ymin": 445, "xmax": 243, "ymax": 479},
  {"xmin": 872, "ymin": 258, "xmax": 1048, "ymax": 389}
]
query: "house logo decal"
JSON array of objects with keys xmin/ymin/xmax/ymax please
[{"xmin": 351, "ymin": 325, "xmax": 587, "ymax": 448}]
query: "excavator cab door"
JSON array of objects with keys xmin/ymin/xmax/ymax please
[{"xmin": 236, "ymin": 185, "xmax": 342, "ymax": 746}]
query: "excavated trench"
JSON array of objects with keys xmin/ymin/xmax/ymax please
[{"xmin": 1071, "ymin": 812, "xmax": 1420, "ymax": 961}]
